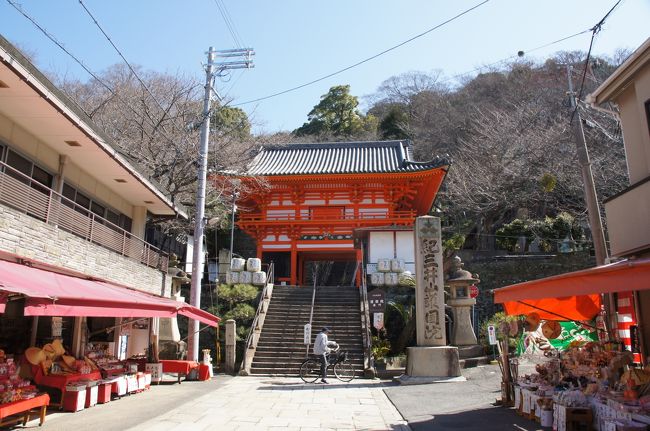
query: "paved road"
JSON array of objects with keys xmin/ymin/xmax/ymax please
[
  {"xmin": 21, "ymin": 375, "xmax": 233, "ymax": 431},
  {"xmin": 16, "ymin": 366, "xmax": 542, "ymax": 431},
  {"xmin": 20, "ymin": 374, "xmax": 407, "ymax": 431},
  {"xmin": 384, "ymin": 365, "xmax": 543, "ymax": 430}
]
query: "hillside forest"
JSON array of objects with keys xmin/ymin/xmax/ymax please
[{"xmin": 54, "ymin": 48, "xmax": 629, "ymax": 257}]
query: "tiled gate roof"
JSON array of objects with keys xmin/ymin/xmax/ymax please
[{"xmin": 245, "ymin": 140, "xmax": 450, "ymax": 176}]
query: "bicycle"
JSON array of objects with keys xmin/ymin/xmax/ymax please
[{"xmin": 299, "ymin": 345, "xmax": 356, "ymax": 383}]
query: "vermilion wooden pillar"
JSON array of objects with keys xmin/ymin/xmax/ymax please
[
  {"xmin": 356, "ymin": 248, "xmax": 363, "ymax": 288},
  {"xmin": 290, "ymin": 246, "xmax": 297, "ymax": 286}
]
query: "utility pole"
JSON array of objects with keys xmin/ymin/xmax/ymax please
[
  {"xmin": 188, "ymin": 47, "xmax": 254, "ymax": 362},
  {"xmin": 565, "ymin": 64, "xmax": 615, "ymax": 331},
  {"xmin": 566, "ymin": 65, "xmax": 608, "ymax": 266}
]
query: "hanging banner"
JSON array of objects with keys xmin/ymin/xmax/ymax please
[
  {"xmin": 373, "ymin": 313, "xmax": 384, "ymax": 330},
  {"xmin": 303, "ymin": 323, "xmax": 311, "ymax": 346},
  {"xmin": 368, "ymin": 289, "xmax": 386, "ymax": 313},
  {"xmin": 516, "ymin": 321, "xmax": 597, "ymax": 355}
]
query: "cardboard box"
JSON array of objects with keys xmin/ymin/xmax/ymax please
[
  {"xmin": 110, "ymin": 376, "xmax": 127, "ymax": 396},
  {"xmin": 565, "ymin": 407, "xmax": 592, "ymax": 431},
  {"xmin": 85, "ymin": 382, "xmax": 98, "ymax": 408},
  {"xmin": 64, "ymin": 385, "xmax": 86, "ymax": 412},
  {"xmin": 97, "ymin": 381, "xmax": 112, "ymax": 404}
]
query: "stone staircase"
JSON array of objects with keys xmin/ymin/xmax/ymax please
[{"xmin": 249, "ymin": 285, "xmax": 365, "ymax": 376}]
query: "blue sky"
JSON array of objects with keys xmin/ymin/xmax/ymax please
[{"xmin": 2, "ymin": 0, "xmax": 648, "ymax": 134}]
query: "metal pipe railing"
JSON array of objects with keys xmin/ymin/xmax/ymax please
[
  {"xmin": 240, "ymin": 262, "xmax": 274, "ymax": 373},
  {"xmin": 305, "ymin": 267, "xmax": 318, "ymax": 356},
  {"xmin": 359, "ymin": 244, "xmax": 374, "ymax": 371},
  {"xmin": 0, "ymin": 161, "xmax": 168, "ymax": 270}
]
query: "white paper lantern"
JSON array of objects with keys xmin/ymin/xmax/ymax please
[
  {"xmin": 226, "ymin": 270, "xmax": 239, "ymax": 285},
  {"xmin": 390, "ymin": 259, "xmax": 406, "ymax": 273},
  {"xmin": 377, "ymin": 259, "xmax": 391, "ymax": 273},
  {"xmin": 252, "ymin": 271, "xmax": 267, "ymax": 286},
  {"xmin": 239, "ymin": 271, "xmax": 252, "ymax": 284},
  {"xmin": 370, "ymin": 272, "xmax": 385, "ymax": 286},
  {"xmin": 230, "ymin": 258, "xmax": 246, "ymax": 272},
  {"xmin": 384, "ymin": 272, "xmax": 399, "ymax": 286},
  {"xmin": 246, "ymin": 258, "xmax": 261, "ymax": 272}
]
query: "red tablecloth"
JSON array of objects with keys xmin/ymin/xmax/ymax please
[
  {"xmin": 0, "ymin": 393, "xmax": 50, "ymax": 420},
  {"xmin": 32, "ymin": 368, "xmax": 102, "ymax": 393},
  {"xmin": 198, "ymin": 364, "xmax": 211, "ymax": 381},
  {"xmin": 159, "ymin": 360, "xmax": 199, "ymax": 375}
]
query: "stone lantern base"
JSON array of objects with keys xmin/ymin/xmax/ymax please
[
  {"xmin": 403, "ymin": 346, "xmax": 461, "ymax": 378},
  {"xmin": 395, "ymin": 346, "xmax": 464, "ymax": 385}
]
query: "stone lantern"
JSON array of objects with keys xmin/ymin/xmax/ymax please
[{"xmin": 446, "ymin": 256, "xmax": 482, "ymax": 356}]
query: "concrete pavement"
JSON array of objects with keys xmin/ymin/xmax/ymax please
[
  {"xmin": 384, "ymin": 365, "xmax": 542, "ymax": 430},
  {"xmin": 126, "ymin": 377, "xmax": 409, "ymax": 431},
  {"xmin": 16, "ymin": 365, "xmax": 543, "ymax": 430},
  {"xmin": 20, "ymin": 374, "xmax": 408, "ymax": 431}
]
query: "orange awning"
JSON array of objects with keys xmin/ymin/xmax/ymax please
[{"xmin": 493, "ymin": 258, "xmax": 650, "ymax": 320}]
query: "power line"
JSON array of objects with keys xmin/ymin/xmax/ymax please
[
  {"xmin": 6, "ymin": 0, "xmax": 115, "ymax": 100},
  {"xmin": 77, "ymin": 0, "xmax": 169, "ymax": 115},
  {"xmin": 213, "ymin": 0, "xmax": 244, "ymax": 48},
  {"xmin": 570, "ymin": 0, "xmax": 622, "ymax": 124},
  {"xmin": 234, "ymin": 0, "xmax": 491, "ymax": 106},
  {"xmin": 8, "ymin": 0, "xmax": 193, "ymax": 148},
  {"xmin": 441, "ymin": 28, "xmax": 592, "ymax": 86}
]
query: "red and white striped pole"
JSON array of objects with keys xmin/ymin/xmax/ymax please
[{"xmin": 616, "ymin": 291, "xmax": 641, "ymax": 363}]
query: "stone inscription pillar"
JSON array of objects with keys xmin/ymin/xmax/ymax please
[
  {"xmin": 401, "ymin": 216, "xmax": 461, "ymax": 381},
  {"xmin": 225, "ymin": 319, "xmax": 236, "ymax": 374},
  {"xmin": 415, "ymin": 216, "xmax": 446, "ymax": 346}
]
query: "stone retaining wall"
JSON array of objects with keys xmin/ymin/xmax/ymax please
[{"xmin": 0, "ymin": 205, "xmax": 171, "ymax": 296}]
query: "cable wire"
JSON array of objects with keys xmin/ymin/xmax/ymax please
[
  {"xmin": 78, "ymin": 0, "xmax": 169, "ymax": 114},
  {"xmin": 8, "ymin": 0, "xmax": 194, "ymax": 149},
  {"xmin": 570, "ymin": 0, "xmax": 622, "ymax": 124},
  {"xmin": 213, "ymin": 0, "xmax": 244, "ymax": 49},
  {"xmin": 442, "ymin": 28, "xmax": 592, "ymax": 85},
  {"xmin": 6, "ymin": 0, "xmax": 115, "ymax": 99},
  {"xmin": 234, "ymin": 0, "xmax": 490, "ymax": 106}
]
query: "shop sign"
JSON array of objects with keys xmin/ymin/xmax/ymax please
[
  {"xmin": 487, "ymin": 325, "xmax": 497, "ymax": 345},
  {"xmin": 51, "ymin": 317, "xmax": 63, "ymax": 337},
  {"xmin": 373, "ymin": 312, "xmax": 384, "ymax": 330},
  {"xmin": 368, "ymin": 289, "xmax": 386, "ymax": 313},
  {"xmin": 303, "ymin": 323, "xmax": 311, "ymax": 345}
]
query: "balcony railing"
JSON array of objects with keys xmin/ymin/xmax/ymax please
[
  {"xmin": 0, "ymin": 161, "xmax": 168, "ymax": 270},
  {"xmin": 237, "ymin": 209, "xmax": 417, "ymax": 225}
]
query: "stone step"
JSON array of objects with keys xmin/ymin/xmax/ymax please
[{"xmin": 248, "ymin": 284, "xmax": 366, "ymax": 377}]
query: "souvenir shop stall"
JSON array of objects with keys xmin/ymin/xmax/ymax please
[
  {"xmin": 0, "ymin": 262, "xmax": 219, "ymax": 425},
  {"xmin": 493, "ymin": 259, "xmax": 650, "ymax": 430},
  {"xmin": 512, "ymin": 327, "xmax": 650, "ymax": 430}
]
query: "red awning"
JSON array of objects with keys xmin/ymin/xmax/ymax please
[
  {"xmin": 493, "ymin": 258, "xmax": 650, "ymax": 320},
  {"xmin": 0, "ymin": 259, "xmax": 219, "ymax": 327}
]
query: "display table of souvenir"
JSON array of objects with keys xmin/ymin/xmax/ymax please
[
  {"xmin": 513, "ymin": 341, "xmax": 650, "ymax": 431},
  {"xmin": 159, "ymin": 360, "xmax": 200, "ymax": 384},
  {"xmin": 32, "ymin": 367, "xmax": 102, "ymax": 409},
  {"xmin": 0, "ymin": 351, "xmax": 50, "ymax": 427},
  {"xmin": 0, "ymin": 393, "xmax": 50, "ymax": 427}
]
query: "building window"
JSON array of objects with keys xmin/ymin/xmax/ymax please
[
  {"xmin": 62, "ymin": 181, "xmax": 132, "ymax": 232},
  {"xmin": 3, "ymin": 148, "xmax": 53, "ymax": 193}
]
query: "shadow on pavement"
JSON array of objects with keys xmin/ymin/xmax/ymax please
[
  {"xmin": 408, "ymin": 406, "xmax": 545, "ymax": 431},
  {"xmin": 257, "ymin": 380, "xmax": 398, "ymax": 391}
]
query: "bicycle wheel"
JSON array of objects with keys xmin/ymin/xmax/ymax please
[
  {"xmin": 299, "ymin": 359, "xmax": 320, "ymax": 383},
  {"xmin": 334, "ymin": 360, "xmax": 355, "ymax": 382}
]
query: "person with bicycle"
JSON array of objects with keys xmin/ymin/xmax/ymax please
[{"xmin": 313, "ymin": 326, "xmax": 337, "ymax": 384}]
